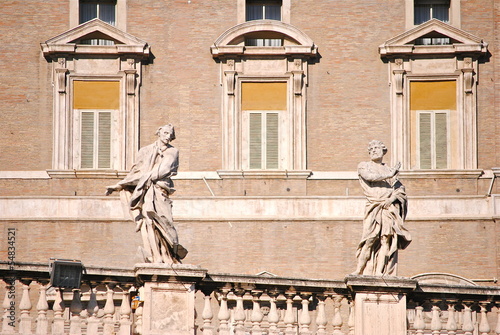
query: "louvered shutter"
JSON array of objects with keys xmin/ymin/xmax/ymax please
[
  {"xmin": 435, "ymin": 112, "xmax": 448, "ymax": 169},
  {"xmin": 266, "ymin": 112, "xmax": 279, "ymax": 169},
  {"xmin": 249, "ymin": 113, "xmax": 262, "ymax": 169},
  {"xmin": 98, "ymin": 112, "xmax": 111, "ymax": 168},
  {"xmin": 419, "ymin": 112, "xmax": 432, "ymax": 169},
  {"xmin": 81, "ymin": 112, "xmax": 95, "ymax": 169}
]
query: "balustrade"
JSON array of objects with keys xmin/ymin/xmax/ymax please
[
  {"xmin": 2, "ymin": 263, "xmax": 500, "ymax": 335},
  {"xmin": 407, "ymin": 300, "xmax": 500, "ymax": 335}
]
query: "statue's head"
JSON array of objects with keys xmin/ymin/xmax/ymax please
[
  {"xmin": 367, "ymin": 140, "xmax": 387, "ymax": 155},
  {"xmin": 156, "ymin": 124, "xmax": 176, "ymax": 143}
]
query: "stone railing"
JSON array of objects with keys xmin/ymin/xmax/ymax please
[{"xmin": 2, "ymin": 263, "xmax": 500, "ymax": 335}]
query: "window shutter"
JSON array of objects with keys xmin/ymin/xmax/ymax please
[
  {"xmin": 266, "ymin": 113, "xmax": 279, "ymax": 169},
  {"xmin": 98, "ymin": 112, "xmax": 111, "ymax": 168},
  {"xmin": 81, "ymin": 112, "xmax": 95, "ymax": 169},
  {"xmin": 419, "ymin": 113, "xmax": 432, "ymax": 169},
  {"xmin": 249, "ymin": 113, "xmax": 262, "ymax": 169},
  {"xmin": 435, "ymin": 112, "xmax": 448, "ymax": 169}
]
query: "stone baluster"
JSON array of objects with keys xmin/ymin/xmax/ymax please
[
  {"xmin": 267, "ymin": 292, "xmax": 280, "ymax": 335},
  {"xmin": 430, "ymin": 304, "xmax": 442, "ymax": 335},
  {"xmin": 86, "ymin": 286, "xmax": 100, "ymax": 335},
  {"xmin": 2, "ymin": 279, "xmax": 16, "ymax": 334},
  {"xmin": 217, "ymin": 288, "xmax": 231, "ymax": 335},
  {"xmin": 332, "ymin": 295, "xmax": 344, "ymax": 335},
  {"xmin": 462, "ymin": 304, "xmax": 474, "ymax": 335},
  {"xmin": 134, "ymin": 301, "xmax": 143, "ymax": 335},
  {"xmin": 201, "ymin": 291, "xmax": 214, "ymax": 335},
  {"xmin": 298, "ymin": 294, "xmax": 311, "ymax": 335},
  {"xmin": 102, "ymin": 284, "xmax": 116, "ymax": 335},
  {"xmin": 478, "ymin": 304, "xmax": 491, "ymax": 335},
  {"xmin": 233, "ymin": 288, "xmax": 246, "ymax": 335},
  {"xmin": 446, "ymin": 304, "xmax": 458, "ymax": 335},
  {"xmin": 495, "ymin": 306, "xmax": 500, "ymax": 335},
  {"xmin": 315, "ymin": 295, "xmax": 327, "ymax": 335},
  {"xmin": 69, "ymin": 289, "xmax": 83, "ymax": 335},
  {"xmin": 283, "ymin": 292, "xmax": 296, "ymax": 335},
  {"xmin": 348, "ymin": 300, "xmax": 355, "ymax": 335},
  {"xmin": 413, "ymin": 305, "xmax": 426, "ymax": 335},
  {"xmin": 19, "ymin": 280, "xmax": 33, "ymax": 334},
  {"xmin": 119, "ymin": 287, "xmax": 132, "ymax": 335},
  {"xmin": 52, "ymin": 288, "xmax": 65, "ymax": 335},
  {"xmin": 250, "ymin": 291, "xmax": 264, "ymax": 335},
  {"xmin": 35, "ymin": 281, "xmax": 50, "ymax": 335}
]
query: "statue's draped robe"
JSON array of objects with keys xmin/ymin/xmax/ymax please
[
  {"xmin": 117, "ymin": 141, "xmax": 182, "ymax": 263},
  {"xmin": 356, "ymin": 161, "xmax": 411, "ymax": 275}
]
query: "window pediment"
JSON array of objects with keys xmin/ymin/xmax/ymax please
[
  {"xmin": 211, "ymin": 20, "xmax": 317, "ymax": 58},
  {"xmin": 379, "ymin": 19, "xmax": 487, "ymax": 56},
  {"xmin": 41, "ymin": 18, "xmax": 149, "ymax": 58}
]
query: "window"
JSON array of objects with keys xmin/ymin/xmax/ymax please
[
  {"xmin": 42, "ymin": 18, "xmax": 149, "ymax": 174},
  {"xmin": 245, "ymin": 38, "xmax": 282, "ymax": 46},
  {"xmin": 79, "ymin": 0, "xmax": 116, "ymax": 25},
  {"xmin": 73, "ymin": 80, "xmax": 119, "ymax": 169},
  {"xmin": 79, "ymin": 0, "xmax": 116, "ymax": 45},
  {"xmin": 241, "ymin": 82, "xmax": 286, "ymax": 170},
  {"xmin": 379, "ymin": 20, "xmax": 488, "ymax": 172},
  {"xmin": 414, "ymin": 0, "xmax": 449, "ymax": 25},
  {"xmin": 410, "ymin": 81, "xmax": 455, "ymax": 170},
  {"xmin": 246, "ymin": 0, "xmax": 282, "ymax": 21}
]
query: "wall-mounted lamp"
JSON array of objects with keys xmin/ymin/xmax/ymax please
[{"xmin": 49, "ymin": 259, "xmax": 84, "ymax": 289}]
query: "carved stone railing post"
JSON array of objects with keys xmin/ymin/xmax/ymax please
[
  {"xmin": 414, "ymin": 305, "xmax": 425, "ymax": 335},
  {"xmin": 495, "ymin": 306, "xmax": 500, "ymax": 335},
  {"xmin": 201, "ymin": 290, "xmax": 214, "ymax": 335},
  {"xmin": 250, "ymin": 290, "xmax": 264, "ymax": 335},
  {"xmin": 347, "ymin": 300, "xmax": 355, "ymax": 335},
  {"xmin": 233, "ymin": 288, "xmax": 246, "ymax": 335},
  {"xmin": 35, "ymin": 281, "xmax": 50, "ymax": 335},
  {"xmin": 52, "ymin": 288, "xmax": 65, "ymax": 335},
  {"xmin": 298, "ymin": 293, "xmax": 311, "ymax": 335},
  {"xmin": 315, "ymin": 295, "xmax": 327, "ymax": 335},
  {"xmin": 446, "ymin": 304, "xmax": 458, "ymax": 335},
  {"xmin": 217, "ymin": 288, "xmax": 231, "ymax": 335},
  {"xmin": 462, "ymin": 305, "xmax": 474, "ymax": 335},
  {"xmin": 19, "ymin": 280, "xmax": 33, "ymax": 334},
  {"xmin": 431, "ymin": 304, "xmax": 442, "ymax": 335},
  {"xmin": 478, "ymin": 304, "xmax": 491, "ymax": 335},
  {"xmin": 332, "ymin": 295, "xmax": 344, "ymax": 335},
  {"xmin": 267, "ymin": 291, "xmax": 280, "ymax": 335},
  {"xmin": 284, "ymin": 292, "xmax": 296, "ymax": 335},
  {"xmin": 103, "ymin": 284, "xmax": 116, "ymax": 335},
  {"xmin": 2, "ymin": 279, "xmax": 16, "ymax": 334},
  {"xmin": 134, "ymin": 301, "xmax": 143, "ymax": 335},
  {"xmin": 119, "ymin": 287, "xmax": 132, "ymax": 335},
  {"xmin": 86, "ymin": 286, "xmax": 100, "ymax": 335},
  {"xmin": 69, "ymin": 289, "xmax": 83, "ymax": 335}
]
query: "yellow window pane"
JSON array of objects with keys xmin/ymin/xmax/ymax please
[
  {"xmin": 74, "ymin": 81, "xmax": 120, "ymax": 110},
  {"xmin": 410, "ymin": 81, "xmax": 456, "ymax": 110},
  {"xmin": 242, "ymin": 82, "xmax": 287, "ymax": 110}
]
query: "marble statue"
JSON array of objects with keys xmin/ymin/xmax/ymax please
[
  {"xmin": 106, "ymin": 124, "xmax": 187, "ymax": 264},
  {"xmin": 352, "ymin": 140, "xmax": 411, "ymax": 276}
]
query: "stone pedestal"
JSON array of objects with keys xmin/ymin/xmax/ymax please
[
  {"xmin": 135, "ymin": 263, "xmax": 207, "ymax": 335},
  {"xmin": 345, "ymin": 275, "xmax": 417, "ymax": 335}
]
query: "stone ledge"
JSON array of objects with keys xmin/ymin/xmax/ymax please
[{"xmin": 345, "ymin": 274, "xmax": 417, "ymax": 293}]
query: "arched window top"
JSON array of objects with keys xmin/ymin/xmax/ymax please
[{"xmin": 211, "ymin": 20, "xmax": 317, "ymax": 58}]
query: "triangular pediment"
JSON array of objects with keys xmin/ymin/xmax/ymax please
[
  {"xmin": 41, "ymin": 19, "xmax": 150, "ymax": 58},
  {"xmin": 379, "ymin": 19, "xmax": 488, "ymax": 56}
]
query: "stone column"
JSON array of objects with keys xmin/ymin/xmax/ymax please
[
  {"xmin": 135, "ymin": 264, "xmax": 207, "ymax": 335},
  {"xmin": 345, "ymin": 275, "xmax": 417, "ymax": 335}
]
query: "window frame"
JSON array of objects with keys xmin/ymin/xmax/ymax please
[
  {"xmin": 405, "ymin": 0, "xmax": 460, "ymax": 29},
  {"xmin": 70, "ymin": 0, "xmax": 126, "ymax": 30}
]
